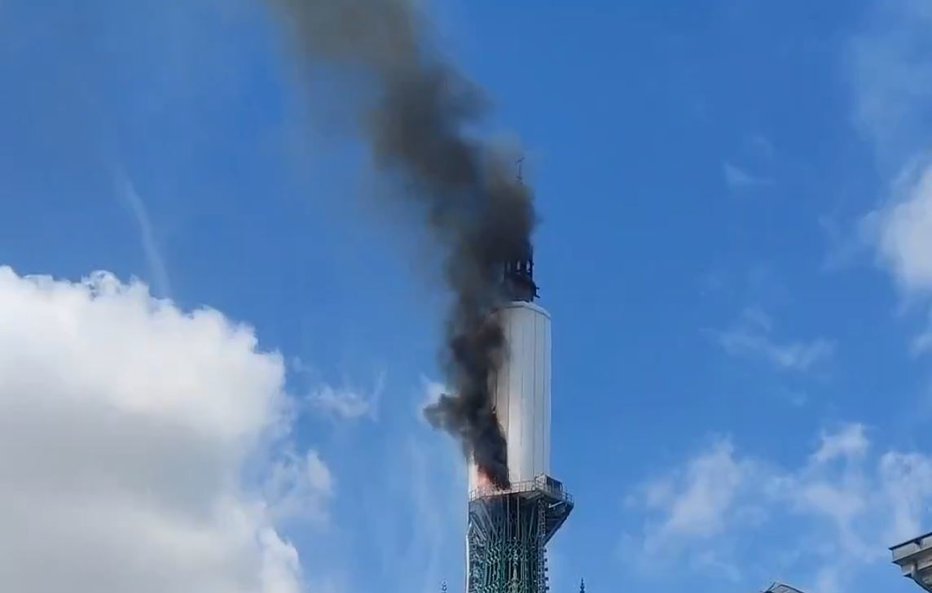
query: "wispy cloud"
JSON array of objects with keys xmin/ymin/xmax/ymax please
[
  {"xmin": 264, "ymin": 448, "xmax": 334, "ymax": 524},
  {"xmin": 289, "ymin": 357, "xmax": 385, "ymax": 422},
  {"xmin": 307, "ymin": 372, "xmax": 385, "ymax": 422},
  {"xmin": 820, "ymin": 214, "xmax": 867, "ymax": 272},
  {"xmin": 811, "ymin": 424, "xmax": 870, "ymax": 464},
  {"xmin": 723, "ymin": 135, "xmax": 775, "ymax": 194},
  {"xmin": 913, "ymin": 312, "xmax": 932, "ymax": 357},
  {"xmin": 849, "ymin": 1, "xmax": 932, "ymax": 168},
  {"xmin": 354, "ymin": 379, "xmax": 467, "ymax": 593},
  {"xmin": 723, "ymin": 161, "xmax": 772, "ymax": 192},
  {"xmin": 750, "ymin": 134, "xmax": 775, "ymax": 159},
  {"xmin": 712, "ymin": 308, "xmax": 835, "ymax": 372},
  {"xmin": 114, "ymin": 172, "xmax": 172, "ymax": 297},
  {"xmin": 626, "ymin": 423, "xmax": 932, "ymax": 592}
]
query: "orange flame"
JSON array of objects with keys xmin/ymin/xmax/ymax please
[{"xmin": 476, "ymin": 468, "xmax": 499, "ymax": 494}]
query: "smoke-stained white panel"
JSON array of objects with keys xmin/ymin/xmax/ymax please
[
  {"xmin": 467, "ymin": 301, "xmax": 552, "ymax": 493},
  {"xmin": 498, "ymin": 302, "xmax": 551, "ymax": 485}
]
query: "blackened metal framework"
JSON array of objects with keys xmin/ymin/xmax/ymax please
[{"xmin": 467, "ymin": 477, "xmax": 574, "ymax": 593}]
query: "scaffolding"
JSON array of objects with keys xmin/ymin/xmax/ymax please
[{"xmin": 467, "ymin": 477, "xmax": 574, "ymax": 593}]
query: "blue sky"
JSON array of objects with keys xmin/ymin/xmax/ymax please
[{"xmin": 3, "ymin": 1, "xmax": 932, "ymax": 592}]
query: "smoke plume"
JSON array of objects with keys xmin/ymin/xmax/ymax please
[{"xmin": 270, "ymin": 0, "xmax": 536, "ymax": 488}]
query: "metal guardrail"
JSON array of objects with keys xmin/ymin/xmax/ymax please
[{"xmin": 469, "ymin": 476, "xmax": 574, "ymax": 504}]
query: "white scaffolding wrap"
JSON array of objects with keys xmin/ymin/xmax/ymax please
[{"xmin": 469, "ymin": 301, "xmax": 551, "ymax": 490}]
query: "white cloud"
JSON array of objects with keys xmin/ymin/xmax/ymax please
[
  {"xmin": 879, "ymin": 451, "xmax": 932, "ymax": 544},
  {"xmin": 0, "ymin": 266, "xmax": 327, "ymax": 593},
  {"xmin": 852, "ymin": 2, "xmax": 932, "ymax": 305},
  {"xmin": 863, "ymin": 161, "xmax": 932, "ymax": 295},
  {"xmin": 627, "ymin": 423, "xmax": 931, "ymax": 592},
  {"xmin": 643, "ymin": 441, "xmax": 749, "ymax": 542},
  {"xmin": 714, "ymin": 308, "xmax": 835, "ymax": 372}
]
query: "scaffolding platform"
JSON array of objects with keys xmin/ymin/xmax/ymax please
[{"xmin": 467, "ymin": 475, "xmax": 574, "ymax": 593}]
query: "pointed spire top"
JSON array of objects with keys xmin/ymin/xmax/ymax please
[
  {"xmin": 441, "ymin": 581, "xmax": 447, "ymax": 593},
  {"xmin": 579, "ymin": 578, "xmax": 586, "ymax": 593}
]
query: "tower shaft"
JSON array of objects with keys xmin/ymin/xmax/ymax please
[
  {"xmin": 467, "ymin": 484, "xmax": 573, "ymax": 593},
  {"xmin": 467, "ymin": 495, "xmax": 547, "ymax": 593},
  {"xmin": 466, "ymin": 258, "xmax": 572, "ymax": 593}
]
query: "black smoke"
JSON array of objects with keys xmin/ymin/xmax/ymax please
[{"xmin": 269, "ymin": 0, "xmax": 536, "ymax": 489}]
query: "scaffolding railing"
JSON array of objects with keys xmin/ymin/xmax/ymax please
[{"xmin": 469, "ymin": 475, "xmax": 574, "ymax": 504}]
